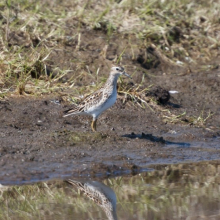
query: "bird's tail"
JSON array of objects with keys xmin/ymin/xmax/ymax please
[
  {"xmin": 63, "ymin": 108, "xmax": 79, "ymax": 117},
  {"xmin": 65, "ymin": 179, "xmax": 84, "ymax": 189}
]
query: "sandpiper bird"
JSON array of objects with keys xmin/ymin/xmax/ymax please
[
  {"xmin": 63, "ymin": 66, "xmax": 131, "ymax": 132},
  {"xmin": 66, "ymin": 179, "xmax": 118, "ymax": 220}
]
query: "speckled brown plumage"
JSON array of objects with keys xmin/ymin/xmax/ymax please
[{"xmin": 63, "ymin": 66, "xmax": 131, "ymax": 131}]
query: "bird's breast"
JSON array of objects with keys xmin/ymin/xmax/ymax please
[
  {"xmin": 103, "ymin": 92, "xmax": 117, "ymax": 109},
  {"xmin": 85, "ymin": 89, "xmax": 117, "ymax": 117}
]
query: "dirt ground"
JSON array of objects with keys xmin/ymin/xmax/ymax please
[
  {"xmin": 1, "ymin": 14, "xmax": 220, "ymax": 184},
  {"xmin": 1, "ymin": 57, "xmax": 220, "ymax": 184}
]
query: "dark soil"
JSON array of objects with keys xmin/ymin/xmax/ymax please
[
  {"xmin": 1, "ymin": 24, "xmax": 220, "ymax": 185},
  {"xmin": 1, "ymin": 63, "xmax": 220, "ymax": 184}
]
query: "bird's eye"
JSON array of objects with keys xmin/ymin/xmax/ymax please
[{"xmin": 116, "ymin": 68, "xmax": 119, "ymax": 71}]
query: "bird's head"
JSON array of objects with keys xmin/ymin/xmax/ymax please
[{"xmin": 111, "ymin": 66, "xmax": 131, "ymax": 78}]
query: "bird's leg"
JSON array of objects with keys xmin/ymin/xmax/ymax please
[{"xmin": 91, "ymin": 119, "xmax": 97, "ymax": 132}]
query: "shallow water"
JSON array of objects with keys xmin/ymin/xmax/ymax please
[{"xmin": 1, "ymin": 160, "xmax": 220, "ymax": 220}]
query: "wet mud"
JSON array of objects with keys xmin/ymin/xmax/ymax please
[
  {"xmin": 1, "ymin": 9, "xmax": 220, "ymax": 184},
  {"xmin": 0, "ymin": 63, "xmax": 220, "ymax": 184}
]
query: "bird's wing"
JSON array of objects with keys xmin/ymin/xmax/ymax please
[{"xmin": 63, "ymin": 87, "xmax": 105, "ymax": 115}]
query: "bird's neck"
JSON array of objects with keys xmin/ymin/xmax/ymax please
[{"xmin": 105, "ymin": 74, "xmax": 119, "ymax": 91}]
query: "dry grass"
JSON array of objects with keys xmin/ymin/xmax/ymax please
[
  {"xmin": 0, "ymin": 0, "xmax": 218, "ymax": 125},
  {"xmin": 1, "ymin": 0, "xmax": 220, "ymax": 94}
]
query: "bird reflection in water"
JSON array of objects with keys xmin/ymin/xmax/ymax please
[{"xmin": 66, "ymin": 179, "xmax": 118, "ymax": 220}]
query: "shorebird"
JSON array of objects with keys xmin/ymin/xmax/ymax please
[
  {"xmin": 63, "ymin": 66, "xmax": 131, "ymax": 132},
  {"xmin": 66, "ymin": 179, "xmax": 118, "ymax": 220}
]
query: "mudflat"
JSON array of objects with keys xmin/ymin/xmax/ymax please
[
  {"xmin": 1, "ymin": 64, "xmax": 219, "ymax": 184},
  {"xmin": 0, "ymin": 0, "xmax": 219, "ymax": 184}
]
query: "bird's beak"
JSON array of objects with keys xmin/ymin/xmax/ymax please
[{"xmin": 123, "ymin": 72, "xmax": 132, "ymax": 79}]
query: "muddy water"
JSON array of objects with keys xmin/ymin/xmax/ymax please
[{"xmin": 1, "ymin": 160, "xmax": 220, "ymax": 220}]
